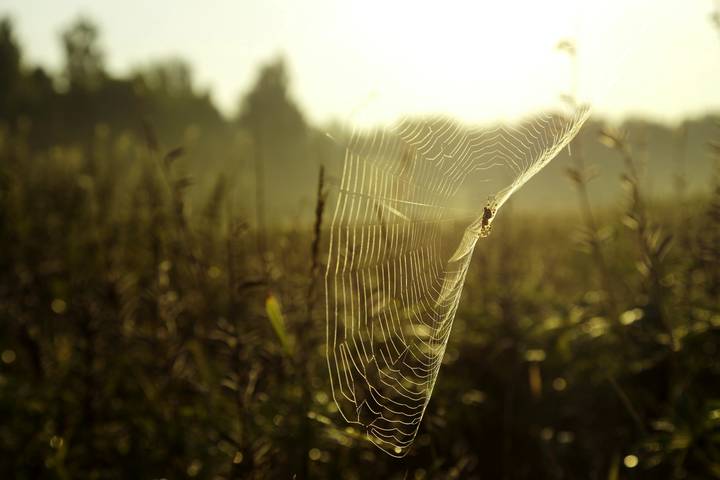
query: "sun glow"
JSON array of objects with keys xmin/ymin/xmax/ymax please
[{"xmin": 340, "ymin": 0, "xmax": 581, "ymax": 125}]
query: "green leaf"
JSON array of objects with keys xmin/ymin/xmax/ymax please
[{"xmin": 266, "ymin": 293, "xmax": 294, "ymax": 356}]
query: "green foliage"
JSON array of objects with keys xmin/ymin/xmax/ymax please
[
  {"xmin": 265, "ymin": 293, "xmax": 294, "ymax": 356},
  {"xmin": 1, "ymin": 121, "xmax": 719, "ymax": 478}
]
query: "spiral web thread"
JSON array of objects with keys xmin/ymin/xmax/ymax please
[{"xmin": 325, "ymin": 105, "xmax": 591, "ymax": 456}]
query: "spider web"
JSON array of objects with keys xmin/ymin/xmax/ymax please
[{"xmin": 325, "ymin": 104, "xmax": 591, "ymax": 456}]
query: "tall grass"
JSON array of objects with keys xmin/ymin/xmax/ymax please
[{"xmin": 1, "ymin": 122, "xmax": 719, "ymax": 479}]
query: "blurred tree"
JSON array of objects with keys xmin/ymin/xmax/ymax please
[
  {"xmin": 130, "ymin": 58, "xmax": 229, "ymax": 168},
  {"xmin": 236, "ymin": 58, "xmax": 309, "ymax": 260},
  {"xmin": 134, "ymin": 58, "xmax": 195, "ymax": 98},
  {"xmin": 237, "ymin": 58, "xmax": 305, "ymax": 138},
  {"xmin": 0, "ymin": 17, "xmax": 21, "ymax": 118},
  {"xmin": 61, "ymin": 17, "xmax": 106, "ymax": 92}
]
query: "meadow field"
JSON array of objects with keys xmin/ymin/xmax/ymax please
[
  {"xmin": 1, "ymin": 12, "xmax": 720, "ymax": 480},
  {"xmin": 2, "ymin": 119, "xmax": 720, "ymax": 479}
]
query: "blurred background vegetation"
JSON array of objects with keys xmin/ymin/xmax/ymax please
[{"xmin": 1, "ymin": 8, "xmax": 720, "ymax": 480}]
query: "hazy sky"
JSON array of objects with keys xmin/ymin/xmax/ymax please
[{"xmin": 2, "ymin": 0, "xmax": 720, "ymax": 125}]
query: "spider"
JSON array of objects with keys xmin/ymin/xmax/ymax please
[{"xmin": 481, "ymin": 205, "xmax": 494, "ymax": 229}]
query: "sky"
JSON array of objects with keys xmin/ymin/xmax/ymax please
[{"xmin": 2, "ymin": 0, "xmax": 720, "ymax": 126}]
